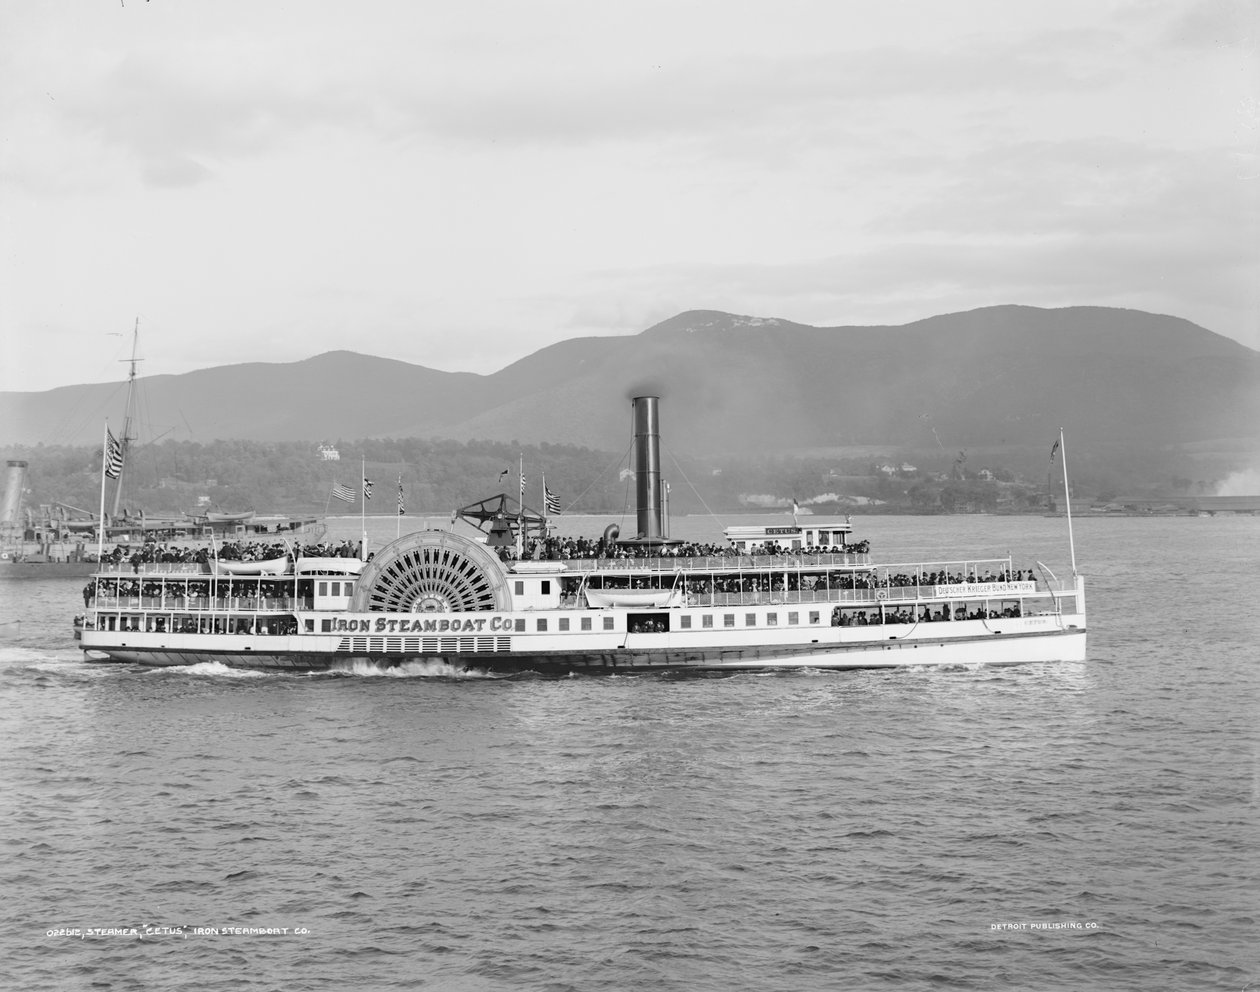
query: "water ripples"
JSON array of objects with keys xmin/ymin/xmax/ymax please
[{"xmin": 1, "ymin": 516, "xmax": 1258, "ymax": 989}]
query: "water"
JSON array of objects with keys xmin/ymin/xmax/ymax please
[{"xmin": 1, "ymin": 514, "xmax": 1257, "ymax": 991}]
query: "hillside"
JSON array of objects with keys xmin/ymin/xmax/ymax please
[{"xmin": 2, "ymin": 306, "xmax": 1258, "ymax": 460}]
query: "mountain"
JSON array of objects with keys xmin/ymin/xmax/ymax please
[{"xmin": 2, "ymin": 306, "xmax": 1258, "ymax": 457}]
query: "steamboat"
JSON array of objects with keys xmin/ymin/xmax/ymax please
[{"xmin": 79, "ymin": 397, "xmax": 1086, "ymax": 674}]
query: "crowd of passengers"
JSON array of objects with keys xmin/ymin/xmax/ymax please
[
  {"xmin": 98, "ymin": 538, "xmax": 364, "ymax": 568},
  {"xmin": 99, "ymin": 615, "xmax": 299, "ymax": 635},
  {"xmin": 571, "ymin": 566, "xmax": 1035, "ymax": 597},
  {"xmin": 500, "ymin": 536, "xmax": 872, "ymax": 562},
  {"xmin": 831, "ymin": 603, "xmax": 1024, "ymax": 626},
  {"xmin": 86, "ymin": 577, "xmax": 296, "ymax": 604}
]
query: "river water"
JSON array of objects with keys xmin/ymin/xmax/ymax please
[{"xmin": 1, "ymin": 513, "xmax": 1256, "ymax": 991}]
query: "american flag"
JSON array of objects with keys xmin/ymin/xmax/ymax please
[
  {"xmin": 363, "ymin": 477, "xmax": 374, "ymax": 499},
  {"xmin": 104, "ymin": 426, "xmax": 124, "ymax": 479},
  {"xmin": 519, "ymin": 472, "xmax": 526, "ymax": 493},
  {"xmin": 331, "ymin": 483, "xmax": 355, "ymax": 502},
  {"xmin": 544, "ymin": 482, "xmax": 561, "ymax": 515}
]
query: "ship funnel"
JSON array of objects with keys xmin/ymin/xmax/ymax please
[
  {"xmin": 631, "ymin": 396, "xmax": 666, "ymax": 544},
  {"xmin": 1, "ymin": 460, "xmax": 27, "ymax": 529}
]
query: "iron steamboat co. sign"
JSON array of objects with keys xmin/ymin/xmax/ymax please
[
  {"xmin": 332, "ymin": 614, "xmax": 517, "ymax": 634},
  {"xmin": 931, "ymin": 581, "xmax": 1037, "ymax": 598}
]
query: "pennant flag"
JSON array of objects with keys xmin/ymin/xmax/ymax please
[
  {"xmin": 104, "ymin": 427, "xmax": 124, "ymax": 479},
  {"xmin": 498, "ymin": 469, "xmax": 509, "ymax": 482},
  {"xmin": 363, "ymin": 477, "xmax": 374, "ymax": 500},
  {"xmin": 1050, "ymin": 438, "xmax": 1061, "ymax": 461},
  {"xmin": 331, "ymin": 483, "xmax": 355, "ymax": 502},
  {"xmin": 544, "ymin": 483, "xmax": 561, "ymax": 515},
  {"xmin": 397, "ymin": 475, "xmax": 405, "ymax": 516}
]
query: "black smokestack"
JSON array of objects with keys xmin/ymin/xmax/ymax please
[{"xmin": 632, "ymin": 396, "xmax": 664, "ymax": 543}]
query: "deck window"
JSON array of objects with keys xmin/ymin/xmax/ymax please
[
  {"xmin": 514, "ymin": 619, "xmax": 526, "ymax": 632},
  {"xmin": 680, "ymin": 615, "xmax": 692, "ymax": 629},
  {"xmin": 536, "ymin": 619, "xmax": 547, "ymax": 632},
  {"xmin": 603, "ymin": 616, "xmax": 614, "ymax": 631},
  {"xmin": 629, "ymin": 613, "xmax": 669, "ymax": 634},
  {"xmin": 788, "ymin": 612, "xmax": 799, "ymax": 625},
  {"xmin": 318, "ymin": 581, "xmax": 327, "ymax": 596},
  {"xmin": 330, "ymin": 581, "xmax": 341, "ymax": 596},
  {"xmin": 559, "ymin": 618, "xmax": 570, "ymax": 631},
  {"xmin": 541, "ymin": 580, "xmax": 550, "ymax": 595},
  {"xmin": 767, "ymin": 613, "xmax": 778, "ymax": 625},
  {"xmin": 724, "ymin": 614, "xmax": 735, "ymax": 628},
  {"xmin": 581, "ymin": 617, "xmax": 592, "ymax": 631},
  {"xmin": 514, "ymin": 580, "xmax": 524, "ymax": 595},
  {"xmin": 745, "ymin": 613, "xmax": 756, "ymax": 627},
  {"xmin": 702, "ymin": 615, "xmax": 713, "ymax": 629},
  {"xmin": 809, "ymin": 611, "xmax": 820, "ymax": 624}
]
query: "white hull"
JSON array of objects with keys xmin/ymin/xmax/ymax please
[{"xmin": 81, "ymin": 612, "xmax": 1085, "ymax": 674}]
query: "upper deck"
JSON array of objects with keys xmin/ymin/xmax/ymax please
[{"xmin": 723, "ymin": 517, "xmax": 854, "ymax": 553}]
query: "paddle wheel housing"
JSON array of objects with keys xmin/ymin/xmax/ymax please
[{"xmin": 350, "ymin": 531, "xmax": 512, "ymax": 613}]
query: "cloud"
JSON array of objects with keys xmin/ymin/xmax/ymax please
[
  {"xmin": 44, "ymin": 52, "xmax": 361, "ymax": 188},
  {"xmin": 1160, "ymin": 0, "xmax": 1258, "ymax": 48}
]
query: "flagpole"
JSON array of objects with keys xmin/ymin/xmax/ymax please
[
  {"xmin": 360, "ymin": 456, "xmax": 367, "ymax": 562},
  {"xmin": 97, "ymin": 422, "xmax": 110, "ymax": 561},
  {"xmin": 1059, "ymin": 428, "xmax": 1077, "ymax": 576},
  {"xmin": 516, "ymin": 453, "xmax": 524, "ymax": 559},
  {"xmin": 396, "ymin": 472, "xmax": 401, "ymax": 540}
]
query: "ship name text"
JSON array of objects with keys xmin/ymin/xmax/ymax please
[{"xmin": 333, "ymin": 615, "xmax": 512, "ymax": 634}]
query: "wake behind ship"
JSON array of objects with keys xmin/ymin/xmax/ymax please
[{"xmin": 78, "ymin": 397, "xmax": 1086, "ymax": 674}]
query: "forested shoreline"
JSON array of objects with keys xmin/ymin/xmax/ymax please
[{"xmin": 1, "ymin": 435, "xmax": 1237, "ymax": 518}]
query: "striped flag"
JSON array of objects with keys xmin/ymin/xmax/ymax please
[
  {"xmin": 331, "ymin": 483, "xmax": 355, "ymax": 502},
  {"xmin": 397, "ymin": 475, "xmax": 405, "ymax": 516},
  {"xmin": 519, "ymin": 472, "xmax": 526, "ymax": 492},
  {"xmin": 104, "ymin": 427, "xmax": 124, "ymax": 479},
  {"xmin": 544, "ymin": 482, "xmax": 561, "ymax": 515},
  {"xmin": 363, "ymin": 477, "xmax": 374, "ymax": 500}
]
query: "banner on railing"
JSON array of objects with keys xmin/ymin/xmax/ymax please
[{"xmin": 933, "ymin": 581, "xmax": 1036, "ymax": 598}]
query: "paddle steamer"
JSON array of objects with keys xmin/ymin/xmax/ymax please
[{"xmin": 78, "ymin": 397, "xmax": 1086, "ymax": 674}]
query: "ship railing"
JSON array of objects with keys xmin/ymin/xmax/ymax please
[
  {"xmin": 560, "ymin": 552, "xmax": 872, "ymax": 573},
  {"xmin": 560, "ymin": 578, "xmax": 1075, "ymax": 610},
  {"xmin": 95, "ymin": 562, "xmax": 211, "ymax": 575},
  {"xmin": 555, "ymin": 553, "xmax": 1040, "ymax": 577},
  {"xmin": 91, "ymin": 595, "xmax": 298, "ymax": 611}
]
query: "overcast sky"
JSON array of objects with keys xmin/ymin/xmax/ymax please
[{"xmin": 1, "ymin": 0, "xmax": 1256, "ymax": 393}]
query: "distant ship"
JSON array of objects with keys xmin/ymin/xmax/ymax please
[
  {"xmin": 2, "ymin": 323, "xmax": 319, "ymax": 581},
  {"xmin": 79, "ymin": 396, "xmax": 1087, "ymax": 674}
]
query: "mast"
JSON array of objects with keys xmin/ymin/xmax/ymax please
[
  {"xmin": 360, "ymin": 456, "xmax": 368, "ymax": 562},
  {"xmin": 1059, "ymin": 427, "xmax": 1077, "ymax": 577},
  {"xmin": 109, "ymin": 319, "xmax": 142, "ymax": 520}
]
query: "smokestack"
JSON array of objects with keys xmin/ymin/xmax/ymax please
[
  {"xmin": 631, "ymin": 396, "xmax": 664, "ymax": 543},
  {"xmin": 1, "ymin": 460, "xmax": 27, "ymax": 528}
]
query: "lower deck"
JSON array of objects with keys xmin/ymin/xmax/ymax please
[{"xmin": 80, "ymin": 609, "xmax": 1086, "ymax": 674}]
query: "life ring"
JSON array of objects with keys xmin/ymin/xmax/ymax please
[
  {"xmin": 875, "ymin": 589, "xmax": 888, "ymax": 600},
  {"xmin": 0, "ymin": 552, "xmax": 9, "ymax": 560},
  {"xmin": 603, "ymin": 524, "xmax": 620, "ymax": 544}
]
